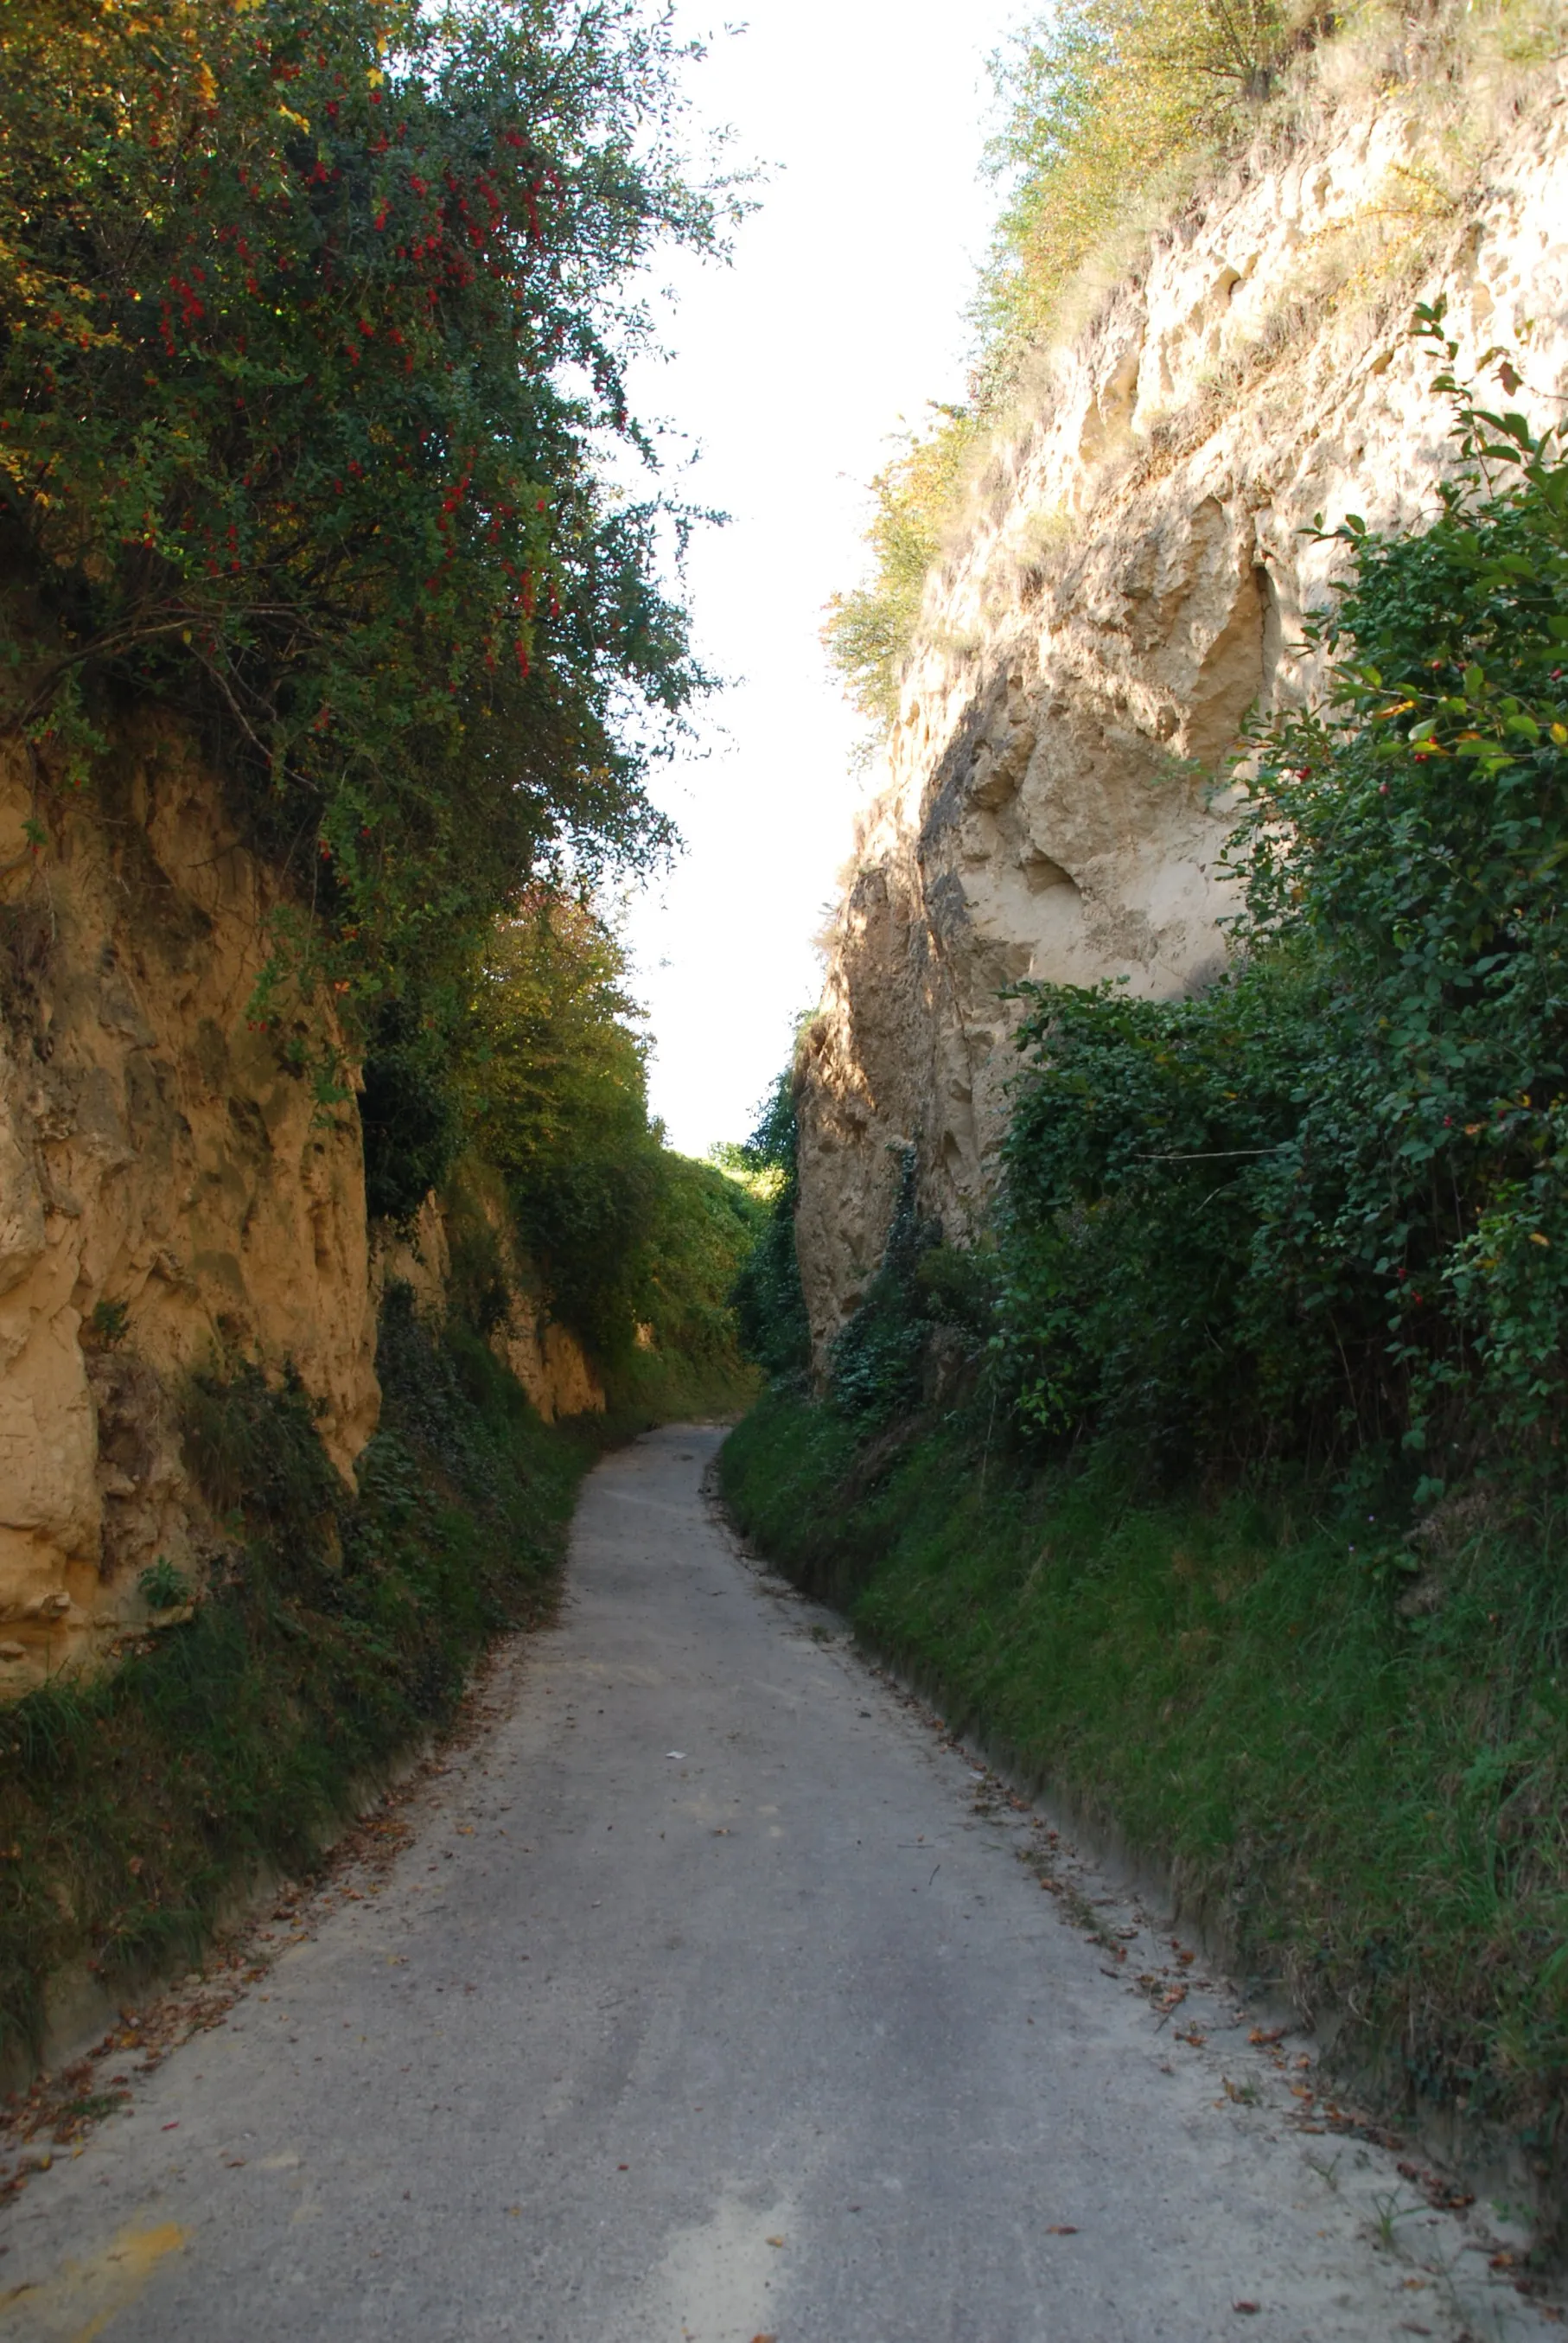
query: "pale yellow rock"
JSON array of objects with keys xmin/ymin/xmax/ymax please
[
  {"xmin": 1, "ymin": 719, "xmax": 602, "ymax": 1701},
  {"xmin": 0, "ymin": 715, "xmax": 380, "ymax": 1687},
  {"xmin": 373, "ymin": 1165, "xmax": 604, "ymax": 1424},
  {"xmin": 797, "ymin": 61, "xmax": 1568, "ymax": 1370}
]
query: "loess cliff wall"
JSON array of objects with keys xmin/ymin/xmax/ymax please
[
  {"xmin": 374, "ymin": 1176, "xmax": 604, "ymax": 1425},
  {"xmin": 796, "ymin": 49, "xmax": 1568, "ymax": 1368},
  {"xmin": 0, "ymin": 718, "xmax": 378, "ymax": 1688},
  {"xmin": 0, "ymin": 719, "xmax": 598, "ymax": 1695}
]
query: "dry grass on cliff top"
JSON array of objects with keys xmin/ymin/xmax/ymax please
[
  {"xmin": 721, "ymin": 1391, "xmax": 1568, "ymax": 2237},
  {"xmin": 825, "ymin": 0, "xmax": 1568, "ymax": 728}
]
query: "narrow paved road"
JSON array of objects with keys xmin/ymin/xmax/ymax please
[{"xmin": 1, "ymin": 1427, "xmax": 1552, "ymax": 2341}]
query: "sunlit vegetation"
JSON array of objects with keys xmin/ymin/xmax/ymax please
[
  {"xmin": 823, "ymin": 0, "xmax": 1561, "ymax": 727},
  {"xmin": 456, "ymin": 886, "xmax": 762, "ymax": 1394},
  {"xmin": 731, "ymin": 349, "xmax": 1568, "ymax": 2203}
]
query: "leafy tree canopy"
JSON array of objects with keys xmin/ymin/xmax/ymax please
[
  {"xmin": 462, "ymin": 884, "xmax": 653, "ymax": 1349},
  {"xmin": 0, "ymin": 0, "xmax": 730, "ymax": 1038},
  {"xmin": 459, "ymin": 887, "xmax": 763, "ymax": 1366}
]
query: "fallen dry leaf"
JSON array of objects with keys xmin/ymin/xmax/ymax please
[
  {"xmin": 765, "ymin": 2235, "xmax": 786, "ymax": 2248},
  {"xmin": 1045, "ymin": 2224, "xmax": 1079, "ymax": 2236}
]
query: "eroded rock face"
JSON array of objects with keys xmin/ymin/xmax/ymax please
[
  {"xmin": 0, "ymin": 718, "xmax": 380, "ymax": 1689},
  {"xmin": 373, "ymin": 1181, "xmax": 605, "ymax": 1424},
  {"xmin": 797, "ymin": 67, "xmax": 1568, "ymax": 1369}
]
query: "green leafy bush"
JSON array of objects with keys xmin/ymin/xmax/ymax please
[
  {"xmin": 997, "ymin": 317, "xmax": 1568, "ymax": 1480},
  {"xmin": 460, "ymin": 886, "xmax": 762, "ymax": 1386},
  {"xmin": 462, "ymin": 887, "xmax": 664, "ymax": 1353},
  {"xmin": 360, "ymin": 1012, "xmax": 468, "ymax": 1224},
  {"xmin": 635, "ymin": 1152, "xmax": 764, "ymax": 1379}
]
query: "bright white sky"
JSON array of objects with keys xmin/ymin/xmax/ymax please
[{"xmin": 619, "ymin": 0, "xmax": 1026, "ymax": 1157}]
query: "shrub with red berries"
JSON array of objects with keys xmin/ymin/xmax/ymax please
[{"xmin": 0, "ymin": 0, "xmax": 728, "ymax": 1065}]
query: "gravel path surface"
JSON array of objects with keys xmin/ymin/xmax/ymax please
[{"xmin": 0, "ymin": 1423, "xmax": 1556, "ymax": 2342}]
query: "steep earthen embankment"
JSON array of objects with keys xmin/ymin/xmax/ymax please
[
  {"xmin": 0, "ymin": 719, "xmax": 379, "ymax": 1684},
  {"xmin": 797, "ymin": 59, "xmax": 1568, "ymax": 1367},
  {"xmin": 0, "ymin": 721, "xmax": 598, "ymax": 1693}
]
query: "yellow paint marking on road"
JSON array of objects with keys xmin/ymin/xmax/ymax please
[{"xmin": 1, "ymin": 2218, "xmax": 188, "ymax": 2340}]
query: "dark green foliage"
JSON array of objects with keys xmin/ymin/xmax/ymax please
[
  {"xmin": 997, "ymin": 322, "xmax": 1568, "ymax": 1483},
  {"xmin": 729, "ymin": 1068, "xmax": 991, "ymax": 1409},
  {"xmin": 182, "ymin": 1357, "xmax": 343, "ymax": 1529},
  {"xmin": 827, "ymin": 1148, "xmax": 940, "ymax": 1422},
  {"xmin": 360, "ymin": 1020, "xmax": 466, "ymax": 1225},
  {"xmin": 2, "ymin": 0, "xmax": 726, "ymax": 1126},
  {"xmin": 721, "ymin": 1394, "xmax": 1568, "ymax": 2212},
  {"xmin": 729, "ymin": 1066, "xmax": 811, "ymax": 1384},
  {"xmin": 0, "ymin": 1285, "xmax": 596, "ymax": 2066},
  {"xmin": 437, "ymin": 1165, "xmax": 519, "ymax": 1338},
  {"xmin": 996, "ymin": 963, "xmax": 1322, "ymax": 1466},
  {"xmin": 914, "ymin": 1241, "xmax": 1002, "ymax": 1339},
  {"xmin": 137, "ymin": 1560, "xmax": 191, "ymax": 1612},
  {"xmin": 523, "ymin": 1139, "xmax": 666, "ymax": 1360},
  {"xmin": 464, "ymin": 891, "xmax": 660, "ymax": 1356},
  {"xmin": 86, "ymin": 1299, "xmax": 131, "ymax": 1350}
]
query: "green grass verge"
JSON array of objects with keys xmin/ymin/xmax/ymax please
[
  {"xmin": 0, "ymin": 1285, "xmax": 609, "ymax": 2072},
  {"xmin": 720, "ymin": 1389, "xmax": 1568, "ymax": 2219}
]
